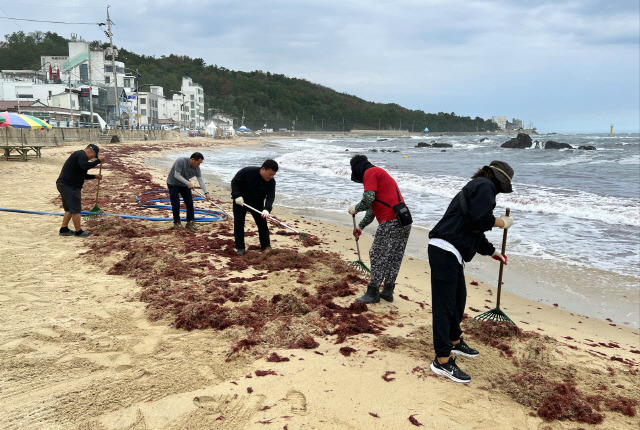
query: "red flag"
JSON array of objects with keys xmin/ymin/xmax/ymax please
[
  {"xmin": 49, "ymin": 64, "xmax": 53, "ymax": 80},
  {"xmin": 56, "ymin": 68, "xmax": 60, "ymax": 81}
]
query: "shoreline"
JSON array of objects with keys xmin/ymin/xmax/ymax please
[
  {"xmin": 1, "ymin": 136, "xmax": 638, "ymax": 429},
  {"xmin": 148, "ymin": 139, "xmax": 639, "ymax": 328}
]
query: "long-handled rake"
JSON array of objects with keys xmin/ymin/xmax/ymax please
[
  {"xmin": 243, "ymin": 202, "xmax": 309, "ymax": 241},
  {"xmin": 347, "ymin": 215, "xmax": 371, "ymax": 275},
  {"xmin": 193, "ymin": 189, "xmax": 233, "ymax": 219},
  {"xmin": 85, "ymin": 163, "xmax": 105, "ymax": 219},
  {"xmin": 475, "ymin": 208, "xmax": 515, "ymax": 324}
]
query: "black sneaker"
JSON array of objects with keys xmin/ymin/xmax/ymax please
[
  {"xmin": 59, "ymin": 229, "xmax": 76, "ymax": 236},
  {"xmin": 236, "ymin": 249, "xmax": 245, "ymax": 256},
  {"xmin": 451, "ymin": 337, "xmax": 479, "ymax": 358},
  {"xmin": 430, "ymin": 356, "xmax": 471, "ymax": 383},
  {"xmin": 75, "ymin": 230, "xmax": 91, "ymax": 237},
  {"xmin": 173, "ymin": 222, "xmax": 184, "ymax": 229},
  {"xmin": 186, "ymin": 221, "xmax": 198, "ymax": 231}
]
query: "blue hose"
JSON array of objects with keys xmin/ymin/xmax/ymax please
[{"xmin": 0, "ymin": 190, "xmax": 227, "ymax": 222}]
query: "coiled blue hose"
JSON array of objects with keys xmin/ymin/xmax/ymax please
[{"xmin": 0, "ymin": 190, "xmax": 226, "ymax": 222}]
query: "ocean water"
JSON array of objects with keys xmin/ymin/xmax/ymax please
[{"xmin": 158, "ymin": 133, "xmax": 640, "ymax": 326}]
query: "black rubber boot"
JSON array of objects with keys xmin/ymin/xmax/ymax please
[
  {"xmin": 355, "ymin": 285, "xmax": 380, "ymax": 303},
  {"xmin": 380, "ymin": 284, "xmax": 395, "ymax": 302}
]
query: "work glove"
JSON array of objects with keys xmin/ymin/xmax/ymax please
[
  {"xmin": 234, "ymin": 197, "xmax": 244, "ymax": 206},
  {"xmin": 348, "ymin": 205, "xmax": 357, "ymax": 215},
  {"xmin": 499, "ymin": 215, "xmax": 514, "ymax": 229},
  {"xmin": 492, "ymin": 250, "xmax": 508, "ymax": 265},
  {"xmin": 261, "ymin": 210, "xmax": 270, "ymax": 218},
  {"xmin": 353, "ymin": 225, "xmax": 362, "ymax": 239}
]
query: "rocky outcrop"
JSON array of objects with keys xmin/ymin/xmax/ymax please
[
  {"xmin": 415, "ymin": 142, "xmax": 452, "ymax": 148},
  {"xmin": 578, "ymin": 145, "xmax": 596, "ymax": 150},
  {"xmin": 501, "ymin": 133, "xmax": 532, "ymax": 148},
  {"xmin": 544, "ymin": 140, "xmax": 573, "ymax": 149}
]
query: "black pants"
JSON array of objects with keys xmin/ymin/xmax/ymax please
[
  {"xmin": 428, "ymin": 244, "xmax": 466, "ymax": 358},
  {"xmin": 168, "ymin": 185, "xmax": 194, "ymax": 223},
  {"xmin": 233, "ymin": 203, "xmax": 270, "ymax": 250}
]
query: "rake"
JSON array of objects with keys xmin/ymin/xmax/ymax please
[
  {"xmin": 85, "ymin": 163, "xmax": 105, "ymax": 219},
  {"xmin": 475, "ymin": 208, "xmax": 515, "ymax": 325},
  {"xmin": 193, "ymin": 189, "xmax": 233, "ymax": 219},
  {"xmin": 243, "ymin": 202, "xmax": 309, "ymax": 241},
  {"xmin": 347, "ymin": 215, "xmax": 371, "ymax": 275}
]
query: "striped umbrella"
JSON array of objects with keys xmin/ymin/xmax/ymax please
[{"xmin": 0, "ymin": 112, "xmax": 52, "ymax": 129}]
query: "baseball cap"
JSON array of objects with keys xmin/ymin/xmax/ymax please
[{"xmin": 86, "ymin": 144, "xmax": 100, "ymax": 156}]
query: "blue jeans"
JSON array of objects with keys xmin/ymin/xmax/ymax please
[{"xmin": 168, "ymin": 185, "xmax": 194, "ymax": 223}]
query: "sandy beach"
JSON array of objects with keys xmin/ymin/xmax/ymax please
[{"xmin": 0, "ymin": 136, "xmax": 638, "ymax": 430}]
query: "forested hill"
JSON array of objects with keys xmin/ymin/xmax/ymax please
[{"xmin": 1, "ymin": 31, "xmax": 499, "ymax": 132}]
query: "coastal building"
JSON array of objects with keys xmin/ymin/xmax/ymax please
[
  {"xmin": 181, "ymin": 77, "xmax": 204, "ymax": 128},
  {"xmin": 491, "ymin": 116, "xmax": 507, "ymax": 130},
  {"xmin": 0, "ymin": 37, "xmax": 216, "ymax": 130}
]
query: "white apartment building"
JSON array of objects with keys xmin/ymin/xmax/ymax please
[
  {"xmin": 491, "ymin": 116, "xmax": 507, "ymax": 130},
  {"xmin": 182, "ymin": 77, "xmax": 204, "ymax": 128},
  {"xmin": 2, "ymin": 38, "xmax": 212, "ymax": 130}
]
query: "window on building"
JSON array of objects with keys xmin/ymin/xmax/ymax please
[
  {"xmin": 141, "ymin": 109, "xmax": 147, "ymax": 116},
  {"xmin": 124, "ymin": 78, "xmax": 131, "ymax": 87},
  {"xmin": 105, "ymin": 76, "xmax": 110, "ymax": 84},
  {"xmin": 140, "ymin": 98, "xmax": 146, "ymax": 105}
]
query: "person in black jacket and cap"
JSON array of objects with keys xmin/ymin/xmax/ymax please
[
  {"xmin": 56, "ymin": 144, "xmax": 105, "ymax": 237},
  {"xmin": 231, "ymin": 159, "xmax": 278, "ymax": 255},
  {"xmin": 428, "ymin": 160, "xmax": 514, "ymax": 383}
]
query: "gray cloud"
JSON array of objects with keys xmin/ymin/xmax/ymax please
[{"xmin": 3, "ymin": 0, "xmax": 639, "ymax": 132}]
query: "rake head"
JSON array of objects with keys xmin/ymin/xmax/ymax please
[
  {"xmin": 474, "ymin": 307, "xmax": 516, "ymax": 325},
  {"xmin": 347, "ymin": 260, "xmax": 371, "ymax": 275},
  {"xmin": 84, "ymin": 205, "xmax": 106, "ymax": 220}
]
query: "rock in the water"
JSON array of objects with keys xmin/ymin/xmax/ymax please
[
  {"xmin": 578, "ymin": 145, "xmax": 596, "ymax": 150},
  {"xmin": 432, "ymin": 142, "xmax": 453, "ymax": 148},
  {"xmin": 415, "ymin": 142, "xmax": 431, "ymax": 148},
  {"xmin": 545, "ymin": 140, "xmax": 573, "ymax": 149},
  {"xmin": 501, "ymin": 133, "xmax": 533, "ymax": 149}
]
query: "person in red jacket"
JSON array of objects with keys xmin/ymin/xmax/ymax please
[{"xmin": 347, "ymin": 154, "xmax": 412, "ymax": 303}]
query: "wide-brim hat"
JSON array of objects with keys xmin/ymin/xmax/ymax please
[{"xmin": 488, "ymin": 160, "xmax": 514, "ymax": 193}]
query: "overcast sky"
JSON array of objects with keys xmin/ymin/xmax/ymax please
[{"xmin": 3, "ymin": 0, "xmax": 639, "ymax": 133}]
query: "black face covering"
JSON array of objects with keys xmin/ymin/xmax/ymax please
[{"xmin": 350, "ymin": 159, "xmax": 375, "ymax": 183}]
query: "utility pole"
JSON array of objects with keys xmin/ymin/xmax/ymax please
[
  {"xmin": 87, "ymin": 43, "xmax": 94, "ymax": 135},
  {"xmin": 68, "ymin": 73, "xmax": 73, "ymax": 127},
  {"xmin": 106, "ymin": 6, "xmax": 120, "ymax": 128}
]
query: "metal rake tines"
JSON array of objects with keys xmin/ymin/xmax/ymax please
[
  {"xmin": 347, "ymin": 260, "xmax": 371, "ymax": 274},
  {"xmin": 474, "ymin": 308, "xmax": 515, "ymax": 325}
]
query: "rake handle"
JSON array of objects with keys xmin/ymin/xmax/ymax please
[
  {"xmin": 496, "ymin": 207, "xmax": 510, "ymax": 309},
  {"xmin": 243, "ymin": 202, "xmax": 300, "ymax": 234},
  {"xmin": 193, "ymin": 189, "xmax": 233, "ymax": 219},
  {"xmin": 94, "ymin": 163, "xmax": 103, "ymax": 205},
  {"xmin": 352, "ymin": 215, "xmax": 363, "ymax": 261}
]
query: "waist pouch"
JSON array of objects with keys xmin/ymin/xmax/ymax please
[
  {"xmin": 392, "ymin": 202, "xmax": 413, "ymax": 226},
  {"xmin": 375, "ymin": 186, "xmax": 412, "ymax": 227}
]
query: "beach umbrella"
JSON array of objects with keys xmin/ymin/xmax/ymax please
[{"xmin": 0, "ymin": 112, "xmax": 52, "ymax": 129}]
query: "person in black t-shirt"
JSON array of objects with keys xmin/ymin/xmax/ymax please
[
  {"xmin": 230, "ymin": 159, "xmax": 278, "ymax": 255},
  {"xmin": 56, "ymin": 144, "xmax": 105, "ymax": 237}
]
